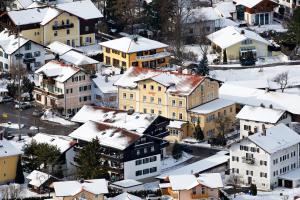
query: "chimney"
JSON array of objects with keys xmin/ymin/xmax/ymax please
[
  {"xmin": 262, "ymin": 124, "xmax": 266, "ymax": 136},
  {"xmin": 241, "ymin": 30, "xmax": 245, "ymax": 35}
]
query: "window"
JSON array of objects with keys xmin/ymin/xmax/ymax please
[
  {"xmin": 179, "ymin": 113, "xmax": 183, "ymax": 120},
  {"xmin": 151, "ymin": 146, "xmax": 155, "ymax": 152},
  {"xmin": 85, "ymin": 37, "xmax": 91, "ymax": 44},
  {"xmin": 4, "ymin": 53, "xmax": 8, "ymax": 59},
  {"xmin": 143, "ymin": 108, "xmax": 147, "ymax": 113},
  {"xmin": 123, "ymin": 93, "xmax": 126, "ymax": 99},
  {"xmin": 54, "ymin": 31, "xmax": 58, "ymax": 37},
  {"xmin": 136, "ymin": 150, "xmax": 140, "ymax": 155},
  {"xmin": 132, "ymin": 62, "xmax": 138, "ymax": 67},
  {"xmin": 150, "ymin": 167, "xmax": 157, "ymax": 173},
  {"xmin": 158, "ymin": 86, "xmax": 162, "ymax": 91},
  {"xmin": 158, "ymin": 110, "xmax": 162, "ymax": 115},
  {"xmin": 151, "ymin": 109, "xmax": 154, "ymax": 114},
  {"xmin": 143, "ymin": 84, "xmax": 146, "ymax": 89},
  {"xmin": 67, "ymin": 40, "xmax": 70, "ymax": 45},
  {"xmin": 122, "ymin": 53, "xmax": 126, "ymax": 58},
  {"xmin": 143, "ymin": 158, "xmax": 149, "ymax": 164},
  {"xmin": 158, "ymin": 98, "xmax": 162, "ymax": 105},
  {"xmin": 143, "ymin": 96, "xmax": 147, "ymax": 102},
  {"xmin": 135, "ymin": 160, "xmax": 142, "ymax": 165},
  {"xmin": 0, "ymin": 51, "xmax": 2, "ymax": 57},
  {"xmin": 150, "ymin": 85, "xmax": 154, "ymax": 90},
  {"xmin": 66, "ymin": 29, "xmax": 70, "ymax": 34},
  {"xmin": 25, "ymin": 42, "xmax": 31, "ymax": 50},
  {"xmin": 34, "ymin": 51, "xmax": 41, "ymax": 57},
  {"xmin": 172, "ymin": 100, "xmax": 176, "ymax": 106},
  {"xmin": 143, "ymin": 169, "xmax": 150, "ymax": 174},
  {"xmin": 150, "ymin": 97, "xmax": 154, "ymax": 103},
  {"xmin": 106, "ymin": 48, "xmax": 111, "ymax": 53},
  {"xmin": 122, "ymin": 61, "xmax": 126, "ymax": 67},
  {"xmin": 130, "ymin": 94, "xmax": 133, "ymax": 100},
  {"xmin": 136, "ymin": 170, "xmax": 142, "ymax": 176},
  {"xmin": 105, "ymin": 56, "xmax": 111, "ymax": 65},
  {"xmin": 179, "ymin": 101, "xmax": 183, "ymax": 107},
  {"xmin": 144, "ymin": 148, "xmax": 148, "ymax": 154},
  {"xmin": 172, "ymin": 112, "xmax": 176, "ymax": 119},
  {"xmin": 85, "ymin": 26, "xmax": 89, "ymax": 32}
]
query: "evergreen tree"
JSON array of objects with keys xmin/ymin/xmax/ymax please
[
  {"xmin": 194, "ymin": 118, "xmax": 204, "ymax": 141},
  {"xmin": 15, "ymin": 157, "xmax": 25, "ymax": 184},
  {"xmin": 197, "ymin": 53, "xmax": 209, "ymax": 76},
  {"xmin": 223, "ymin": 49, "xmax": 227, "ymax": 64},
  {"xmin": 22, "ymin": 77, "xmax": 35, "ymax": 100},
  {"xmin": 76, "ymin": 137, "xmax": 110, "ymax": 179},
  {"xmin": 7, "ymin": 83, "xmax": 17, "ymax": 98},
  {"xmin": 250, "ymin": 184, "xmax": 257, "ymax": 196},
  {"xmin": 284, "ymin": 8, "xmax": 300, "ymax": 55},
  {"xmin": 172, "ymin": 141, "xmax": 183, "ymax": 160}
]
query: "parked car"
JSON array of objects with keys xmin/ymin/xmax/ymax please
[
  {"xmin": 32, "ymin": 110, "xmax": 44, "ymax": 117},
  {"xmin": 0, "ymin": 96, "xmax": 13, "ymax": 103},
  {"xmin": 15, "ymin": 102, "xmax": 32, "ymax": 110}
]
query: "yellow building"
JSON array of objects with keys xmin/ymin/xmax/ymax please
[
  {"xmin": 0, "ymin": 136, "xmax": 22, "ymax": 184},
  {"xmin": 1, "ymin": 0, "xmax": 102, "ymax": 47},
  {"xmin": 53, "ymin": 179, "xmax": 108, "ymax": 200},
  {"xmin": 100, "ymin": 36, "xmax": 170, "ymax": 69},
  {"xmin": 115, "ymin": 67, "xmax": 236, "ymax": 140}
]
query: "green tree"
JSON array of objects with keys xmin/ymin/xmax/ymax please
[
  {"xmin": 172, "ymin": 141, "xmax": 183, "ymax": 160},
  {"xmin": 197, "ymin": 53, "xmax": 209, "ymax": 76},
  {"xmin": 6, "ymin": 83, "xmax": 18, "ymax": 98},
  {"xmin": 76, "ymin": 138, "xmax": 109, "ymax": 179},
  {"xmin": 285, "ymin": 8, "xmax": 300, "ymax": 55},
  {"xmin": 250, "ymin": 184, "xmax": 257, "ymax": 196},
  {"xmin": 194, "ymin": 118, "xmax": 204, "ymax": 141},
  {"xmin": 22, "ymin": 76, "xmax": 35, "ymax": 94},
  {"xmin": 15, "ymin": 157, "xmax": 25, "ymax": 184},
  {"xmin": 23, "ymin": 141, "xmax": 60, "ymax": 173}
]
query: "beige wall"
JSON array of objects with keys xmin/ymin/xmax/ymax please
[
  {"xmin": 54, "ymin": 190, "xmax": 104, "ymax": 200},
  {"xmin": 166, "ymin": 185, "xmax": 220, "ymax": 200},
  {"xmin": 0, "ymin": 155, "xmax": 19, "ymax": 184}
]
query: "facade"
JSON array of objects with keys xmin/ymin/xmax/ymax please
[
  {"xmin": 33, "ymin": 61, "xmax": 92, "ymax": 115},
  {"xmin": 207, "ymin": 26, "xmax": 280, "ymax": 61},
  {"xmin": 1, "ymin": 0, "xmax": 102, "ymax": 47},
  {"xmin": 236, "ymin": 105, "xmax": 292, "ymax": 139},
  {"xmin": 53, "ymin": 179, "xmax": 108, "ymax": 200},
  {"xmin": 100, "ymin": 36, "xmax": 170, "ymax": 69},
  {"xmin": 160, "ymin": 174, "xmax": 223, "ymax": 200},
  {"xmin": 230, "ymin": 124, "xmax": 300, "ymax": 190},
  {"xmin": 276, "ymin": 0, "xmax": 300, "ymax": 17},
  {"xmin": 0, "ymin": 30, "xmax": 46, "ymax": 72}
]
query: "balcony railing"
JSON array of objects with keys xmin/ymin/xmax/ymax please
[
  {"xmin": 23, "ymin": 57, "xmax": 35, "ymax": 63},
  {"xmin": 34, "ymin": 86, "xmax": 64, "ymax": 99},
  {"xmin": 242, "ymin": 157, "xmax": 255, "ymax": 165},
  {"xmin": 136, "ymin": 52, "xmax": 170, "ymax": 61},
  {"xmin": 52, "ymin": 23, "xmax": 74, "ymax": 30},
  {"xmin": 191, "ymin": 193, "xmax": 209, "ymax": 199}
]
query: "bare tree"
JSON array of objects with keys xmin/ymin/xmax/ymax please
[
  {"xmin": 8, "ymin": 184, "xmax": 21, "ymax": 200},
  {"xmin": 215, "ymin": 115, "xmax": 233, "ymax": 137},
  {"xmin": 273, "ymin": 71, "xmax": 288, "ymax": 92},
  {"xmin": 227, "ymin": 174, "xmax": 242, "ymax": 189}
]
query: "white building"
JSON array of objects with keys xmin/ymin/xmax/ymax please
[
  {"xmin": 0, "ymin": 30, "xmax": 46, "ymax": 72},
  {"xmin": 230, "ymin": 124, "xmax": 300, "ymax": 190},
  {"xmin": 236, "ymin": 105, "xmax": 292, "ymax": 139}
]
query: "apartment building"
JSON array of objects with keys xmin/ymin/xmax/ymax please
[
  {"xmin": 99, "ymin": 36, "xmax": 170, "ymax": 69},
  {"xmin": 0, "ymin": 0, "xmax": 102, "ymax": 47},
  {"xmin": 115, "ymin": 67, "xmax": 236, "ymax": 139},
  {"xmin": 0, "ymin": 29, "xmax": 46, "ymax": 72},
  {"xmin": 236, "ymin": 105, "xmax": 292, "ymax": 139},
  {"xmin": 230, "ymin": 124, "xmax": 300, "ymax": 190},
  {"xmin": 33, "ymin": 60, "xmax": 92, "ymax": 115}
]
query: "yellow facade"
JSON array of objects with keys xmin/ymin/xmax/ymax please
[
  {"xmin": 54, "ymin": 190, "xmax": 104, "ymax": 200},
  {"xmin": 0, "ymin": 155, "xmax": 19, "ymax": 184},
  {"xmin": 102, "ymin": 47, "xmax": 170, "ymax": 69}
]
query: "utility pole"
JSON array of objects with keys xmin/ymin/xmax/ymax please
[{"xmin": 17, "ymin": 24, "xmax": 22, "ymax": 141}]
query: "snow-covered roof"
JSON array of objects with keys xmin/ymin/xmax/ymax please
[
  {"xmin": 189, "ymin": 98, "xmax": 234, "ymax": 114},
  {"xmin": 187, "ymin": 7, "xmax": 221, "ymax": 23},
  {"xmin": 26, "ymin": 170, "xmax": 52, "ymax": 187},
  {"xmin": 197, "ymin": 173, "xmax": 223, "ymax": 188},
  {"xmin": 76, "ymin": 44, "xmax": 102, "ymax": 56},
  {"xmin": 219, "ymin": 83, "xmax": 300, "ymax": 115},
  {"xmin": 71, "ymin": 105, "xmax": 158, "ymax": 134},
  {"xmin": 157, "ymin": 154, "xmax": 229, "ymax": 179},
  {"xmin": 114, "ymin": 67, "xmax": 205, "ymax": 96},
  {"xmin": 99, "ymin": 36, "xmax": 168, "ymax": 53},
  {"xmin": 53, "ymin": 179, "xmax": 108, "ymax": 197},
  {"xmin": 0, "ymin": 30, "xmax": 30, "ymax": 55},
  {"xmin": 248, "ymin": 124, "xmax": 300, "ymax": 154},
  {"xmin": 207, "ymin": 26, "xmax": 270, "ymax": 49},
  {"xmin": 0, "ymin": 138, "xmax": 22, "ymax": 157},
  {"xmin": 35, "ymin": 61, "xmax": 80, "ymax": 83},
  {"xmin": 167, "ymin": 120, "xmax": 187, "ymax": 129},
  {"xmin": 236, "ymin": 105, "xmax": 285, "ymax": 123},
  {"xmin": 278, "ymin": 167, "xmax": 300, "ymax": 181},
  {"xmin": 69, "ymin": 120, "xmax": 140, "ymax": 150},
  {"xmin": 214, "ymin": 1, "xmax": 236, "ymax": 18},
  {"xmin": 92, "ymin": 74, "xmax": 121, "ymax": 94},
  {"xmin": 56, "ymin": 0, "xmax": 103, "ymax": 20},
  {"xmin": 32, "ymin": 133, "xmax": 74, "ymax": 153},
  {"xmin": 111, "ymin": 179, "xmax": 143, "ymax": 188},
  {"xmin": 169, "ymin": 175, "xmax": 199, "ymax": 190},
  {"xmin": 47, "ymin": 41, "xmax": 74, "ymax": 56},
  {"xmin": 234, "ymin": 0, "xmax": 263, "ymax": 8},
  {"xmin": 60, "ymin": 50, "xmax": 99, "ymax": 66},
  {"xmin": 109, "ymin": 192, "xmax": 142, "ymax": 200},
  {"xmin": 16, "ymin": 0, "xmax": 33, "ymax": 8},
  {"xmin": 8, "ymin": 7, "xmax": 61, "ymax": 26}
]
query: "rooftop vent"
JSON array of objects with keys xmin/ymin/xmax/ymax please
[{"xmin": 241, "ymin": 30, "xmax": 245, "ymax": 34}]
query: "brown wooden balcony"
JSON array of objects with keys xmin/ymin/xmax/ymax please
[
  {"xmin": 242, "ymin": 157, "xmax": 255, "ymax": 165},
  {"xmin": 191, "ymin": 193, "xmax": 209, "ymax": 199},
  {"xmin": 34, "ymin": 86, "xmax": 64, "ymax": 99},
  {"xmin": 52, "ymin": 23, "xmax": 74, "ymax": 30}
]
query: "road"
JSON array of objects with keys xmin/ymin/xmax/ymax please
[{"xmin": 0, "ymin": 102, "xmax": 78, "ymax": 136}]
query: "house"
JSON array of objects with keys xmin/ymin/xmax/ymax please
[
  {"xmin": 234, "ymin": 0, "xmax": 278, "ymax": 25},
  {"xmin": 114, "ymin": 67, "xmax": 236, "ymax": 139},
  {"xmin": 207, "ymin": 26, "xmax": 280, "ymax": 61},
  {"xmin": 229, "ymin": 124, "xmax": 300, "ymax": 190},
  {"xmin": 91, "ymin": 73, "xmax": 121, "ymax": 108},
  {"xmin": 276, "ymin": 0, "xmax": 300, "ymax": 17},
  {"xmin": 0, "ymin": 29, "xmax": 46, "ymax": 72},
  {"xmin": 33, "ymin": 60, "xmax": 92, "ymax": 116},
  {"xmin": 214, "ymin": 1, "xmax": 237, "ymax": 20},
  {"xmin": 110, "ymin": 179, "xmax": 145, "ymax": 192},
  {"xmin": 108, "ymin": 192, "xmax": 142, "ymax": 200},
  {"xmin": 0, "ymin": 132, "xmax": 22, "ymax": 185},
  {"xmin": 236, "ymin": 105, "xmax": 292, "ymax": 139},
  {"xmin": 53, "ymin": 179, "xmax": 108, "ymax": 200},
  {"xmin": 70, "ymin": 105, "xmax": 170, "ymax": 180},
  {"xmin": 0, "ymin": 88, "xmax": 8, "ymax": 97},
  {"xmin": 26, "ymin": 170, "xmax": 59, "ymax": 194},
  {"xmin": 0, "ymin": 0, "xmax": 103, "ymax": 46},
  {"xmin": 99, "ymin": 35, "xmax": 170, "ymax": 69},
  {"xmin": 159, "ymin": 173, "xmax": 224, "ymax": 200}
]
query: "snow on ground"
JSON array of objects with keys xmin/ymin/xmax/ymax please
[
  {"xmin": 0, "ymin": 123, "xmax": 24, "ymax": 129},
  {"xmin": 183, "ymin": 44, "xmax": 218, "ymax": 63},
  {"xmin": 9, "ymin": 135, "xmax": 32, "ymax": 152},
  {"xmin": 248, "ymin": 23, "xmax": 287, "ymax": 34},
  {"xmin": 41, "ymin": 109, "xmax": 75, "ymax": 126},
  {"xmin": 161, "ymin": 152, "xmax": 193, "ymax": 171}
]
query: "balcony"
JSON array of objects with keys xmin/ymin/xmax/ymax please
[
  {"xmin": 136, "ymin": 52, "xmax": 171, "ymax": 61},
  {"xmin": 191, "ymin": 193, "xmax": 209, "ymax": 199},
  {"xmin": 242, "ymin": 157, "xmax": 255, "ymax": 165},
  {"xmin": 23, "ymin": 57, "xmax": 35, "ymax": 63},
  {"xmin": 52, "ymin": 23, "xmax": 74, "ymax": 30},
  {"xmin": 34, "ymin": 86, "xmax": 64, "ymax": 99},
  {"xmin": 101, "ymin": 152, "xmax": 123, "ymax": 161}
]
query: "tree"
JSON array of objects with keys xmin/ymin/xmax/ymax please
[
  {"xmin": 194, "ymin": 118, "xmax": 204, "ymax": 141},
  {"xmin": 172, "ymin": 141, "xmax": 183, "ymax": 160},
  {"xmin": 23, "ymin": 141, "xmax": 60, "ymax": 173},
  {"xmin": 284, "ymin": 8, "xmax": 300, "ymax": 56},
  {"xmin": 250, "ymin": 184, "xmax": 257, "ymax": 196},
  {"xmin": 15, "ymin": 157, "xmax": 25, "ymax": 184},
  {"xmin": 227, "ymin": 174, "xmax": 242, "ymax": 190},
  {"xmin": 6, "ymin": 83, "xmax": 18, "ymax": 98},
  {"xmin": 273, "ymin": 71, "xmax": 288, "ymax": 92},
  {"xmin": 215, "ymin": 116, "xmax": 232, "ymax": 137},
  {"xmin": 22, "ymin": 76, "xmax": 35, "ymax": 94},
  {"xmin": 196, "ymin": 53, "xmax": 209, "ymax": 76},
  {"xmin": 76, "ymin": 137, "xmax": 109, "ymax": 179}
]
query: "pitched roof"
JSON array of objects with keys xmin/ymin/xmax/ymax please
[
  {"xmin": 214, "ymin": 1, "xmax": 236, "ymax": 18},
  {"xmin": 114, "ymin": 67, "xmax": 205, "ymax": 96},
  {"xmin": 71, "ymin": 105, "xmax": 158, "ymax": 135},
  {"xmin": 111, "ymin": 179, "xmax": 143, "ymax": 188},
  {"xmin": 99, "ymin": 36, "xmax": 168, "ymax": 53},
  {"xmin": 197, "ymin": 173, "xmax": 223, "ymax": 188},
  {"xmin": 53, "ymin": 179, "xmax": 108, "ymax": 197},
  {"xmin": 0, "ymin": 138, "xmax": 22, "ymax": 157},
  {"xmin": 236, "ymin": 105, "xmax": 286, "ymax": 123},
  {"xmin": 207, "ymin": 26, "xmax": 270, "ymax": 49},
  {"xmin": 187, "ymin": 7, "xmax": 221, "ymax": 23},
  {"xmin": 110, "ymin": 192, "xmax": 142, "ymax": 200},
  {"xmin": 26, "ymin": 170, "xmax": 53, "ymax": 187},
  {"xmin": 0, "ymin": 30, "xmax": 29, "ymax": 54},
  {"xmin": 35, "ymin": 60, "xmax": 80, "ymax": 83},
  {"xmin": 234, "ymin": 0, "xmax": 263, "ymax": 8},
  {"xmin": 69, "ymin": 120, "xmax": 141, "ymax": 150},
  {"xmin": 92, "ymin": 74, "xmax": 121, "ymax": 94},
  {"xmin": 189, "ymin": 98, "xmax": 234, "ymax": 114}
]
